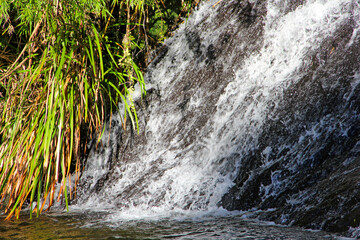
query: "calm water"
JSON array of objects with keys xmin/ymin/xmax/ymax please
[{"xmin": 0, "ymin": 212, "xmax": 345, "ymax": 240}]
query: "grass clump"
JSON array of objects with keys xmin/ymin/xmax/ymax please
[
  {"xmin": 0, "ymin": 0, "xmax": 200, "ymax": 219},
  {"xmin": 0, "ymin": 0, "xmax": 145, "ymax": 219}
]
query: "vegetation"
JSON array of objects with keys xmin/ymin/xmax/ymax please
[{"xmin": 0, "ymin": 0, "xmax": 200, "ymax": 219}]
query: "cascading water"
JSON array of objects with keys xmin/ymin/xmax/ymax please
[{"xmin": 73, "ymin": 0, "xmax": 360, "ymax": 235}]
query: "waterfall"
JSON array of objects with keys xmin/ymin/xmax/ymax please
[{"xmin": 73, "ymin": 0, "xmax": 360, "ymax": 231}]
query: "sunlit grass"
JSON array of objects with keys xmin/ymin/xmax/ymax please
[
  {"xmin": 0, "ymin": 0, "xmax": 146, "ymax": 219},
  {"xmin": 0, "ymin": 0, "xmax": 200, "ymax": 219}
]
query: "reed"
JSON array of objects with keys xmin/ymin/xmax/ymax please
[{"xmin": 0, "ymin": 0, "xmax": 199, "ymax": 219}]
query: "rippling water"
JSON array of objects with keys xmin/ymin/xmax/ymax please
[{"xmin": 0, "ymin": 212, "xmax": 346, "ymax": 239}]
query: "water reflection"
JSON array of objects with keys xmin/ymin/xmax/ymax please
[{"xmin": 0, "ymin": 212, "xmax": 342, "ymax": 239}]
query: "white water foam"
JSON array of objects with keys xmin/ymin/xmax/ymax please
[{"xmin": 72, "ymin": 0, "xmax": 358, "ymax": 223}]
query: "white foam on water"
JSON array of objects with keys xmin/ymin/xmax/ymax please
[{"xmin": 73, "ymin": 0, "xmax": 358, "ymax": 223}]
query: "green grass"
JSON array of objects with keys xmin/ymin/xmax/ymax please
[{"xmin": 0, "ymin": 0, "xmax": 200, "ymax": 219}]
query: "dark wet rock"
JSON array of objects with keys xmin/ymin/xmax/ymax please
[
  {"xmin": 77, "ymin": 0, "xmax": 360, "ymax": 236},
  {"xmin": 220, "ymin": 11, "xmax": 360, "ymax": 234}
]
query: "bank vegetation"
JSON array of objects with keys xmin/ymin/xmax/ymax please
[{"xmin": 0, "ymin": 0, "xmax": 199, "ymax": 219}]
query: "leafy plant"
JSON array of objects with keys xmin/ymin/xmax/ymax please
[
  {"xmin": 0, "ymin": 0, "xmax": 201, "ymax": 219},
  {"xmin": 0, "ymin": 0, "xmax": 148, "ymax": 219}
]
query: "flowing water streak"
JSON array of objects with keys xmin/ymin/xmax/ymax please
[
  {"xmin": 74, "ymin": 0, "xmax": 356, "ymax": 221},
  {"xmin": 212, "ymin": 0, "xmax": 353, "ymax": 175}
]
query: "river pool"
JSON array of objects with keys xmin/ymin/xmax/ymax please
[{"xmin": 0, "ymin": 211, "xmax": 347, "ymax": 239}]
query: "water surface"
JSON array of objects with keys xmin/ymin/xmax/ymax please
[{"xmin": 0, "ymin": 212, "xmax": 343, "ymax": 239}]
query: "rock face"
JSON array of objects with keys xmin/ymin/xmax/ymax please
[
  {"xmin": 218, "ymin": 1, "xmax": 360, "ymax": 233},
  {"xmin": 77, "ymin": 0, "xmax": 360, "ymax": 234}
]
